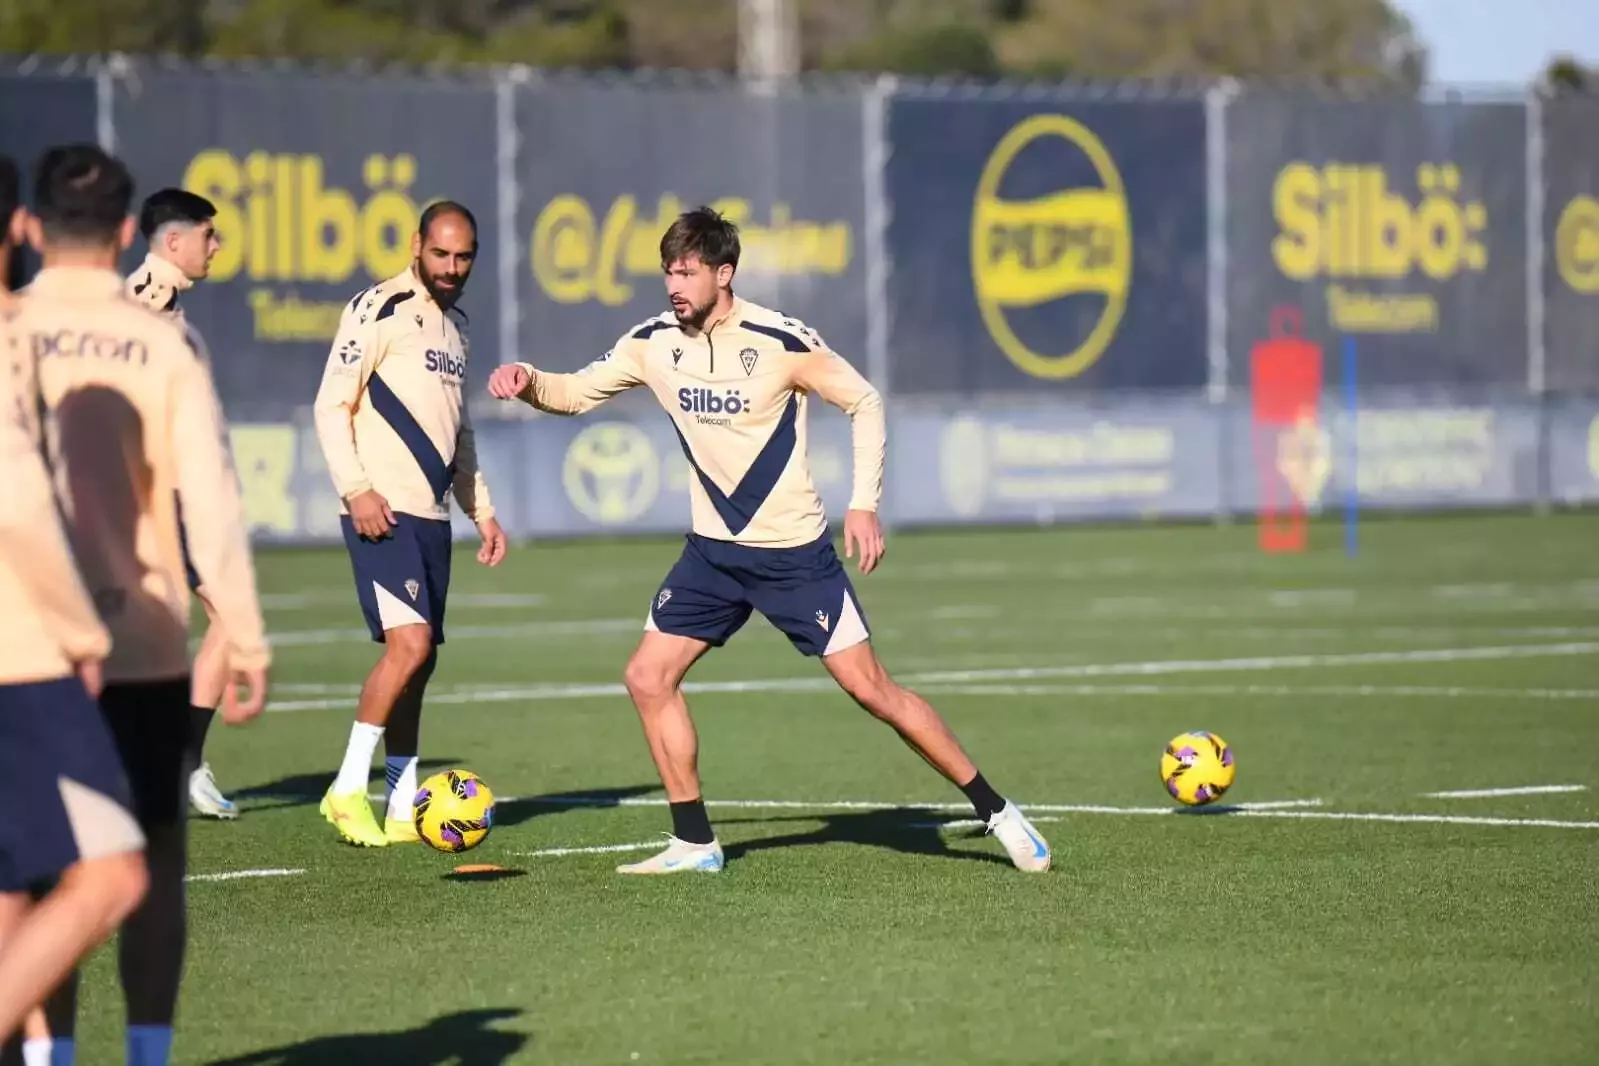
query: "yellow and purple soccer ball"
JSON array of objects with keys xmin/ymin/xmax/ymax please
[
  {"xmin": 413, "ymin": 769, "xmax": 496, "ymax": 852},
  {"xmin": 1159, "ymin": 731, "xmax": 1236, "ymax": 806}
]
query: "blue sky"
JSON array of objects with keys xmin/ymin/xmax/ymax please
[{"xmin": 1395, "ymin": 0, "xmax": 1599, "ymax": 86}]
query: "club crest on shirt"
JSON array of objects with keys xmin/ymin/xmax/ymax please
[
  {"xmin": 405, "ymin": 579, "xmax": 420, "ymax": 601},
  {"xmin": 739, "ymin": 347, "xmax": 759, "ymax": 376}
]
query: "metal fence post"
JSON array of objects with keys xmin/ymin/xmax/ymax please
[
  {"xmin": 861, "ymin": 73, "xmax": 895, "ymax": 397},
  {"xmin": 1525, "ymin": 88, "xmax": 1550, "ymax": 513},
  {"xmin": 495, "ymin": 65, "xmax": 527, "ymax": 376}
]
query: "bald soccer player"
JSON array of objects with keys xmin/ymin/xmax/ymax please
[
  {"xmin": 0, "ymin": 154, "xmax": 147, "ymax": 1065},
  {"xmin": 489, "ymin": 207, "xmax": 1052, "ymax": 876},
  {"xmin": 124, "ymin": 187, "xmax": 239, "ymax": 821},
  {"xmin": 17, "ymin": 144, "xmax": 271, "ymax": 1066},
  {"xmin": 313, "ymin": 201, "xmax": 505, "ymax": 849}
]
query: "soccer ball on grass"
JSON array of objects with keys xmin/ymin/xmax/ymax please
[
  {"xmin": 1159, "ymin": 731, "xmax": 1235, "ymax": 806},
  {"xmin": 414, "ymin": 769, "xmax": 496, "ymax": 852}
]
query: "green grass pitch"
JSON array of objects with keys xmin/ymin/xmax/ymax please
[{"xmin": 66, "ymin": 511, "xmax": 1599, "ymax": 1064}]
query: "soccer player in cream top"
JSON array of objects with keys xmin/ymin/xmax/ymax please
[
  {"xmin": 490, "ymin": 207, "xmax": 1052, "ymax": 875},
  {"xmin": 313, "ymin": 201, "xmax": 506, "ymax": 848},
  {"xmin": 124, "ymin": 187, "xmax": 243, "ymax": 822},
  {"xmin": 0, "ymin": 153, "xmax": 147, "ymax": 1062},
  {"xmin": 17, "ymin": 143, "xmax": 271, "ymax": 1066}
]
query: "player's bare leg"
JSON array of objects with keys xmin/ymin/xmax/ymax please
[
  {"xmin": 185, "ymin": 599, "xmax": 236, "ymax": 819},
  {"xmin": 321, "ymin": 623, "xmax": 434, "ymax": 847},
  {"xmin": 0, "ymin": 855, "xmax": 146, "ymax": 1045},
  {"xmin": 616, "ymin": 632, "xmax": 723, "ymax": 874},
  {"xmin": 378, "ymin": 648, "xmax": 437, "ymax": 842},
  {"xmin": 823, "ymin": 641, "xmax": 1052, "ymax": 872}
]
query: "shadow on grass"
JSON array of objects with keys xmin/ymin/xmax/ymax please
[
  {"xmin": 442, "ymin": 867, "xmax": 529, "ymax": 883},
  {"xmin": 231, "ymin": 758, "xmax": 465, "ymax": 811},
  {"xmin": 488, "ymin": 784, "xmax": 660, "ymax": 828},
  {"xmin": 718, "ymin": 807, "xmax": 1014, "ymax": 867},
  {"xmin": 207, "ymin": 1007, "xmax": 529, "ymax": 1065}
]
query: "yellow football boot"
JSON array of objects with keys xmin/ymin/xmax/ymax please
[
  {"xmin": 319, "ymin": 788, "xmax": 388, "ymax": 848},
  {"xmin": 384, "ymin": 816, "xmax": 421, "ymax": 845}
]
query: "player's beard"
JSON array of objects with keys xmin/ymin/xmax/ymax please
[
  {"xmin": 673, "ymin": 292, "xmax": 716, "ymax": 331},
  {"xmin": 418, "ymin": 261, "xmax": 465, "ymax": 308}
]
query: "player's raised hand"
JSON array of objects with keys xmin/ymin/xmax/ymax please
[
  {"xmin": 346, "ymin": 489, "xmax": 395, "ymax": 540},
  {"xmin": 488, "ymin": 363, "xmax": 531, "ymax": 400},
  {"xmin": 220, "ymin": 664, "xmax": 269, "ymax": 725},
  {"xmin": 843, "ymin": 509, "xmax": 886, "ymax": 576},
  {"xmin": 477, "ymin": 516, "xmax": 508, "ymax": 567}
]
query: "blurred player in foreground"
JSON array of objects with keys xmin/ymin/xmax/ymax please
[
  {"xmin": 125, "ymin": 187, "xmax": 239, "ymax": 821},
  {"xmin": 0, "ymin": 154, "xmax": 148, "ymax": 1064},
  {"xmin": 489, "ymin": 207, "xmax": 1052, "ymax": 875},
  {"xmin": 313, "ymin": 201, "xmax": 505, "ymax": 848},
  {"xmin": 17, "ymin": 144, "xmax": 271, "ymax": 1066}
]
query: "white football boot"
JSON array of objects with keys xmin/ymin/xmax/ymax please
[
  {"xmin": 189, "ymin": 763, "xmax": 239, "ymax": 820},
  {"xmin": 616, "ymin": 835, "xmax": 725, "ymax": 875},
  {"xmin": 986, "ymin": 801, "xmax": 1051, "ymax": 872}
]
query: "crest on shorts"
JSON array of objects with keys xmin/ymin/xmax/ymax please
[
  {"xmin": 739, "ymin": 347, "xmax": 759, "ymax": 376},
  {"xmin": 657, "ymin": 588, "xmax": 672, "ymax": 610},
  {"xmin": 405, "ymin": 579, "xmax": 420, "ymax": 601},
  {"xmin": 814, "ymin": 610, "xmax": 830, "ymax": 631}
]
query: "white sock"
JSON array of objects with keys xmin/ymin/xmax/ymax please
[
  {"xmin": 22, "ymin": 1037, "xmax": 51, "ymax": 1066},
  {"xmin": 384, "ymin": 755, "xmax": 419, "ymax": 820},
  {"xmin": 126, "ymin": 1025, "xmax": 172, "ymax": 1066},
  {"xmin": 332, "ymin": 722, "xmax": 384, "ymax": 795}
]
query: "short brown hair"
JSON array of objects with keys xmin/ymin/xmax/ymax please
[{"xmin": 660, "ymin": 206, "xmax": 740, "ymax": 272}]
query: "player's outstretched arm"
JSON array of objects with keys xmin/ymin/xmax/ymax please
[
  {"xmin": 792, "ymin": 348, "xmax": 887, "ymax": 573},
  {"xmin": 170, "ymin": 354, "xmax": 272, "ymax": 721},
  {"xmin": 487, "ymin": 337, "xmax": 646, "ymax": 415}
]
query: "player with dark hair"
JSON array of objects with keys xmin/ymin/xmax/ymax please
[
  {"xmin": 313, "ymin": 200, "xmax": 505, "ymax": 848},
  {"xmin": 0, "ymin": 153, "xmax": 149, "ymax": 1066},
  {"xmin": 124, "ymin": 186, "xmax": 239, "ymax": 822},
  {"xmin": 14, "ymin": 143, "xmax": 271, "ymax": 1066},
  {"xmin": 128, "ymin": 187, "xmax": 219, "ymax": 322},
  {"xmin": 489, "ymin": 207, "xmax": 1052, "ymax": 875}
]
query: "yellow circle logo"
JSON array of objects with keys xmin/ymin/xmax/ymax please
[
  {"xmin": 1556, "ymin": 195, "xmax": 1599, "ymax": 295},
  {"xmin": 971, "ymin": 114, "xmax": 1132, "ymax": 380},
  {"xmin": 562, "ymin": 423, "xmax": 660, "ymax": 525}
]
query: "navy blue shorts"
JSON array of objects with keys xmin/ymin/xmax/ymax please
[
  {"xmin": 341, "ymin": 514, "xmax": 452, "ymax": 645},
  {"xmin": 647, "ymin": 533, "xmax": 871, "ymax": 657},
  {"xmin": 0, "ymin": 678, "xmax": 144, "ymax": 893}
]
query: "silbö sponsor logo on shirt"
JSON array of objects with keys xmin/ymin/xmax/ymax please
[{"xmin": 677, "ymin": 387, "xmax": 747, "ymax": 427}]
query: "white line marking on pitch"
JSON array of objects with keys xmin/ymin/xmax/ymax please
[
  {"xmin": 265, "ymin": 640, "xmax": 1599, "ymax": 712},
  {"xmin": 515, "ymin": 841, "xmax": 664, "ymax": 858},
  {"xmin": 915, "ymin": 683, "xmax": 1599, "ymax": 701},
  {"xmin": 266, "ymin": 617, "xmax": 637, "ymax": 649},
  {"xmin": 1423, "ymin": 785, "xmax": 1589, "ymax": 799},
  {"xmin": 511, "ymin": 795, "xmax": 1327, "ymax": 813},
  {"xmin": 511, "ymin": 793, "xmax": 1599, "ymax": 836},
  {"xmin": 186, "ymin": 868, "xmax": 306, "ymax": 883}
]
